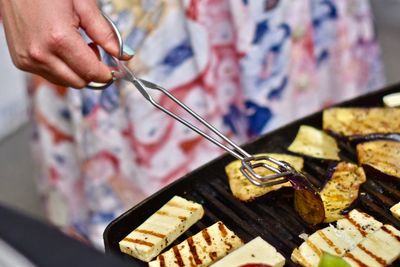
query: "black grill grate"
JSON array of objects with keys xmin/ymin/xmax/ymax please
[{"xmin": 104, "ymin": 85, "xmax": 400, "ymax": 267}]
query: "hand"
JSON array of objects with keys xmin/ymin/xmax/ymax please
[{"xmin": 0, "ymin": 0, "xmax": 133, "ymax": 88}]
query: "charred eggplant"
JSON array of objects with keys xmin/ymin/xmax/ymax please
[
  {"xmin": 291, "ymin": 173, "xmax": 325, "ymax": 225},
  {"xmin": 357, "ymin": 140, "xmax": 400, "ymax": 180},
  {"xmin": 323, "ymin": 108, "xmax": 400, "ymax": 138}
]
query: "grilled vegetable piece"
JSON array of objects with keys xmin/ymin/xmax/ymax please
[
  {"xmin": 210, "ymin": 236, "xmax": 285, "ymax": 267},
  {"xmin": 357, "ymin": 140, "xmax": 400, "ymax": 179},
  {"xmin": 292, "ymin": 174, "xmax": 325, "ymax": 225},
  {"xmin": 148, "ymin": 221, "xmax": 243, "ymax": 267},
  {"xmin": 390, "ymin": 202, "xmax": 400, "ymax": 220},
  {"xmin": 225, "ymin": 153, "xmax": 304, "ymax": 202},
  {"xmin": 292, "ymin": 209, "xmax": 400, "ymax": 267},
  {"xmin": 119, "ymin": 196, "xmax": 204, "ymax": 262},
  {"xmin": 320, "ymin": 162, "xmax": 366, "ymax": 223},
  {"xmin": 288, "ymin": 125, "xmax": 340, "ymax": 160},
  {"xmin": 323, "ymin": 108, "xmax": 400, "ymax": 137},
  {"xmin": 318, "ymin": 252, "xmax": 350, "ymax": 267}
]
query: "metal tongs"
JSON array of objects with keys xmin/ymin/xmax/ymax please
[{"xmin": 88, "ymin": 15, "xmax": 298, "ymax": 187}]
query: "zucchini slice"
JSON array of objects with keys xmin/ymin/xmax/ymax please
[{"xmin": 288, "ymin": 125, "xmax": 340, "ymax": 160}]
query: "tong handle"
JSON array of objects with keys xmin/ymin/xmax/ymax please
[
  {"xmin": 87, "ymin": 13, "xmax": 124, "ymax": 90},
  {"xmin": 134, "ymin": 78, "xmax": 251, "ymax": 161}
]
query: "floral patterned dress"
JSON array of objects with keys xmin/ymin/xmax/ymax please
[{"xmin": 26, "ymin": 0, "xmax": 384, "ymax": 247}]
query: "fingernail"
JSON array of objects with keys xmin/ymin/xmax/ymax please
[{"xmin": 123, "ymin": 44, "xmax": 135, "ymax": 57}]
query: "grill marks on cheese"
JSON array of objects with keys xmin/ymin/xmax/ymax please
[
  {"xmin": 292, "ymin": 209, "xmax": 400, "ymax": 267},
  {"xmin": 123, "ymin": 237, "xmax": 154, "ymax": 247},
  {"xmin": 202, "ymin": 228, "xmax": 212, "ymax": 245},
  {"xmin": 318, "ymin": 231, "xmax": 342, "ymax": 255},
  {"xmin": 342, "ymin": 225, "xmax": 400, "ymax": 266},
  {"xmin": 149, "ymin": 221, "xmax": 243, "ymax": 267},
  {"xmin": 122, "ymin": 229, "xmax": 167, "ymax": 247},
  {"xmin": 172, "ymin": 246, "xmax": 184, "ymax": 267},
  {"xmin": 187, "ymin": 237, "xmax": 202, "ymax": 265},
  {"xmin": 346, "ymin": 216, "xmax": 368, "ymax": 237},
  {"xmin": 323, "ymin": 108, "xmax": 400, "ymax": 136},
  {"xmin": 292, "ymin": 209, "xmax": 380, "ymax": 266},
  {"xmin": 356, "ymin": 243, "xmax": 386, "ymax": 265},
  {"xmin": 135, "ymin": 229, "xmax": 166, "ymax": 239},
  {"xmin": 382, "ymin": 225, "xmax": 400, "ymax": 242},
  {"xmin": 119, "ymin": 196, "xmax": 204, "ymax": 262}
]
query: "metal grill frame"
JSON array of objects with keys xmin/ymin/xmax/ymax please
[{"xmin": 104, "ymin": 84, "xmax": 400, "ymax": 266}]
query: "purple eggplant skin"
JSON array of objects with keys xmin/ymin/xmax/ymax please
[
  {"xmin": 361, "ymin": 164, "xmax": 400, "ymax": 183},
  {"xmin": 324, "ymin": 130, "xmax": 350, "ymax": 143},
  {"xmin": 319, "ymin": 162, "xmax": 340, "ymax": 190},
  {"xmin": 289, "ymin": 173, "xmax": 325, "ymax": 225},
  {"xmin": 349, "ymin": 133, "xmax": 400, "ymax": 145},
  {"xmin": 325, "ymin": 131, "xmax": 400, "ymax": 146}
]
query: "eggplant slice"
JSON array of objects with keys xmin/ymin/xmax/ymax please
[
  {"xmin": 288, "ymin": 125, "xmax": 340, "ymax": 160},
  {"xmin": 323, "ymin": 108, "xmax": 400, "ymax": 137},
  {"xmin": 225, "ymin": 153, "xmax": 304, "ymax": 202},
  {"xmin": 357, "ymin": 140, "xmax": 400, "ymax": 179},
  {"xmin": 320, "ymin": 162, "xmax": 366, "ymax": 223},
  {"xmin": 292, "ymin": 174, "xmax": 325, "ymax": 225}
]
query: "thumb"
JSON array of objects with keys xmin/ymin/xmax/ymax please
[{"xmin": 73, "ymin": 0, "xmax": 134, "ymax": 60}]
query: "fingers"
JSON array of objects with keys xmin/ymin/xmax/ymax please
[
  {"xmin": 1, "ymin": 0, "xmax": 129, "ymax": 88},
  {"xmin": 49, "ymin": 28, "xmax": 113, "ymax": 84},
  {"xmin": 33, "ymin": 55, "xmax": 87, "ymax": 88},
  {"xmin": 73, "ymin": 0, "xmax": 133, "ymax": 60}
]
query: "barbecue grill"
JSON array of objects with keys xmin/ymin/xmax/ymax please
[{"xmin": 104, "ymin": 84, "xmax": 400, "ymax": 266}]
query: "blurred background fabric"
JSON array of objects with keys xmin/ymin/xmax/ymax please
[
  {"xmin": 0, "ymin": 0, "xmax": 395, "ymax": 248},
  {"xmin": 0, "ymin": 23, "xmax": 27, "ymax": 140}
]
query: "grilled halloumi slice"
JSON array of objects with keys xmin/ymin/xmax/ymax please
[
  {"xmin": 320, "ymin": 162, "xmax": 366, "ymax": 223},
  {"xmin": 288, "ymin": 125, "xmax": 340, "ymax": 160},
  {"xmin": 357, "ymin": 140, "xmax": 400, "ymax": 179},
  {"xmin": 390, "ymin": 202, "xmax": 400, "ymax": 220},
  {"xmin": 210, "ymin": 236, "xmax": 285, "ymax": 267},
  {"xmin": 292, "ymin": 225, "xmax": 354, "ymax": 267},
  {"xmin": 343, "ymin": 225, "xmax": 400, "ymax": 266},
  {"xmin": 119, "ymin": 196, "xmax": 204, "ymax": 262},
  {"xmin": 336, "ymin": 209, "xmax": 382, "ymax": 246},
  {"xmin": 323, "ymin": 108, "xmax": 400, "ymax": 137},
  {"xmin": 291, "ymin": 209, "xmax": 383, "ymax": 267},
  {"xmin": 225, "ymin": 153, "xmax": 304, "ymax": 201},
  {"xmin": 148, "ymin": 221, "xmax": 243, "ymax": 267}
]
